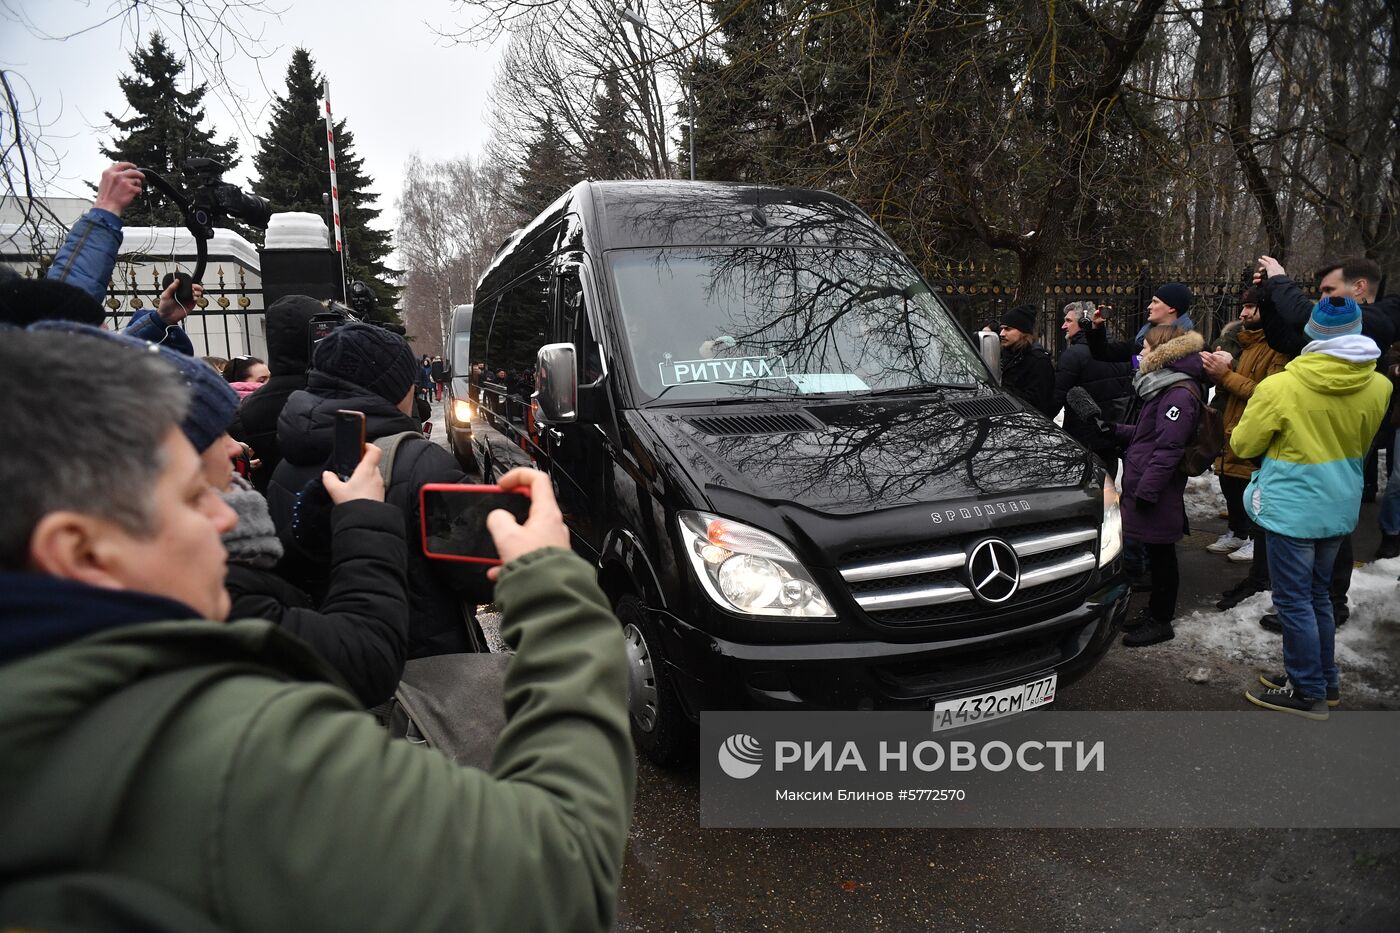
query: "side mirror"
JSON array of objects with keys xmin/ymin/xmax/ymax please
[
  {"xmin": 978, "ymin": 331, "xmax": 1002, "ymax": 384},
  {"xmin": 534, "ymin": 342, "xmax": 578, "ymax": 425}
]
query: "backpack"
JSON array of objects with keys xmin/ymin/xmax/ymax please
[
  {"xmin": 0, "ymin": 668, "xmax": 234, "ymax": 932},
  {"xmin": 284, "ymin": 431, "xmax": 421, "ymax": 570},
  {"xmin": 371, "ymin": 430, "xmax": 420, "ymax": 487},
  {"xmin": 1175, "ymin": 382, "xmax": 1225, "ymax": 476}
]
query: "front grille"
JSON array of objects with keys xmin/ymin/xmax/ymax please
[
  {"xmin": 865, "ymin": 574, "xmax": 1087, "ymax": 626},
  {"xmin": 685, "ymin": 412, "xmax": 821, "ymax": 435},
  {"xmin": 838, "ymin": 518, "xmax": 1099, "ymax": 627}
]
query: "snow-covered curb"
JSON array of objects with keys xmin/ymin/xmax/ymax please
[{"xmin": 1171, "ymin": 556, "xmax": 1400, "ymax": 703}]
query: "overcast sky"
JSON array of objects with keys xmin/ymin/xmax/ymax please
[{"xmin": 0, "ymin": 0, "xmax": 506, "ymax": 237}]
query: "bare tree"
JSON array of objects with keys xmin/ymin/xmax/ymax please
[
  {"xmin": 455, "ymin": 0, "xmax": 706, "ymax": 181},
  {"xmin": 397, "ymin": 151, "xmax": 519, "ymax": 355},
  {"xmin": 2, "ymin": 0, "xmax": 281, "ymax": 256}
]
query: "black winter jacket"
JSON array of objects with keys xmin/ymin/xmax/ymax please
[
  {"xmin": 1258, "ymin": 275, "xmax": 1400, "ymax": 357},
  {"xmin": 1000, "ymin": 343, "xmax": 1056, "ymax": 416},
  {"xmin": 268, "ymin": 372, "xmax": 489, "ymax": 659},
  {"xmin": 229, "ymin": 295, "xmax": 326, "ymax": 492},
  {"xmin": 226, "ymin": 500, "xmax": 409, "ymax": 707},
  {"xmin": 1051, "ymin": 333, "xmax": 1133, "ymax": 452}
]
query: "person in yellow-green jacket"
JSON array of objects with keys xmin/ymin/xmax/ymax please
[
  {"xmin": 0, "ymin": 327, "xmax": 634, "ymax": 931},
  {"xmin": 1230, "ymin": 297, "xmax": 1393, "ymax": 720}
]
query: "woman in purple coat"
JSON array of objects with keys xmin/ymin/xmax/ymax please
[{"xmin": 1112, "ymin": 325, "xmax": 1205, "ymax": 647}]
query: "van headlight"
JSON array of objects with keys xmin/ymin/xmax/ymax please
[
  {"xmin": 1099, "ymin": 475, "xmax": 1123, "ymax": 567},
  {"xmin": 451, "ymin": 399, "xmax": 473, "ymax": 424},
  {"xmin": 677, "ymin": 511, "xmax": 835, "ymax": 618}
]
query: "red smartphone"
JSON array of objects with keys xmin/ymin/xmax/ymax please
[
  {"xmin": 331, "ymin": 410, "xmax": 366, "ymax": 481},
  {"xmin": 419, "ymin": 483, "xmax": 532, "ymax": 565}
]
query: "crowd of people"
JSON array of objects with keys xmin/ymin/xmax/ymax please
[
  {"xmin": 0, "ymin": 164, "xmax": 633, "ymax": 929},
  {"xmin": 1, "ymin": 160, "xmax": 1397, "ymax": 925},
  {"xmin": 996, "ymin": 265, "xmax": 1398, "ymax": 718}
]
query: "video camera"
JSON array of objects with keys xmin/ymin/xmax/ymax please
[
  {"xmin": 306, "ymin": 285, "xmax": 402, "ymax": 359},
  {"xmin": 182, "ymin": 157, "xmax": 273, "ymax": 236},
  {"xmin": 347, "ymin": 279, "xmax": 378, "ymax": 319}
]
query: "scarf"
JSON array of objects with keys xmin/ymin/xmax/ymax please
[
  {"xmin": 220, "ymin": 475, "xmax": 284, "ymax": 568},
  {"xmin": 1132, "ymin": 367, "xmax": 1193, "ymax": 401}
]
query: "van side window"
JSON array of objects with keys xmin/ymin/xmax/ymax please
[
  {"xmin": 485, "ymin": 269, "xmax": 550, "ymax": 426},
  {"xmin": 468, "ymin": 298, "xmax": 495, "ymax": 404},
  {"xmin": 558, "ymin": 269, "xmax": 604, "ymax": 385}
]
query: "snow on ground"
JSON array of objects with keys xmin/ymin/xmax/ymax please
[
  {"xmin": 1183, "ymin": 473, "xmax": 1227, "ymax": 524},
  {"xmin": 1170, "ymin": 556, "xmax": 1400, "ymax": 704},
  {"xmin": 425, "ymin": 396, "xmax": 449, "ymax": 450}
]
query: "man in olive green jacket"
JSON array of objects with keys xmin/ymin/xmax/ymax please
[{"xmin": 0, "ymin": 328, "xmax": 635, "ymax": 931}]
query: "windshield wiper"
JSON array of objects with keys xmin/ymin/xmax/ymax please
[
  {"xmin": 643, "ymin": 395, "xmax": 793, "ymax": 409},
  {"xmin": 860, "ymin": 382, "xmax": 978, "ymax": 398}
]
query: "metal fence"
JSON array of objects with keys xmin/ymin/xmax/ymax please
[
  {"xmin": 926, "ymin": 259, "xmax": 1254, "ymax": 355},
  {"xmin": 101, "ymin": 262, "xmax": 267, "ymax": 361}
]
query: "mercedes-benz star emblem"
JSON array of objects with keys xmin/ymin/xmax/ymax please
[{"xmin": 966, "ymin": 538, "xmax": 1021, "ymax": 604}]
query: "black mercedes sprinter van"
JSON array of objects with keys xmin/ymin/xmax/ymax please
[{"xmin": 468, "ymin": 181, "xmax": 1128, "ymax": 764}]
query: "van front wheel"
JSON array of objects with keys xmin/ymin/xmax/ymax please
[{"xmin": 616, "ymin": 594, "xmax": 694, "ymax": 768}]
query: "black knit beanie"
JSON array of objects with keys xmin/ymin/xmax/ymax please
[
  {"xmin": 312, "ymin": 322, "xmax": 418, "ymax": 405},
  {"xmin": 1153, "ymin": 282, "xmax": 1193, "ymax": 316},
  {"xmin": 999, "ymin": 304, "xmax": 1037, "ymax": 334}
]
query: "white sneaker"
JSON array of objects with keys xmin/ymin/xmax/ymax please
[
  {"xmin": 1207, "ymin": 532, "xmax": 1246, "ymax": 553},
  {"xmin": 1228, "ymin": 539, "xmax": 1256, "ymax": 562}
]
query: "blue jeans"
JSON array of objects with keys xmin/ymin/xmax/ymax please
[
  {"xmin": 1265, "ymin": 532, "xmax": 1344, "ymax": 700},
  {"xmin": 1380, "ymin": 452, "xmax": 1400, "ymax": 536}
]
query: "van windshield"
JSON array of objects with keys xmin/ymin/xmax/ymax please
[{"xmin": 608, "ymin": 247, "xmax": 987, "ymax": 403}]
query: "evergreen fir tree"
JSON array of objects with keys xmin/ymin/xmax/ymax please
[
  {"xmin": 584, "ymin": 74, "xmax": 646, "ymax": 180},
  {"xmin": 511, "ymin": 117, "xmax": 584, "ymax": 217},
  {"xmin": 99, "ymin": 33, "xmax": 239, "ymax": 226},
  {"xmin": 251, "ymin": 48, "xmax": 400, "ymax": 320}
]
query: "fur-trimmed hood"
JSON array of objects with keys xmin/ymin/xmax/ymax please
[{"xmin": 1138, "ymin": 330, "xmax": 1205, "ymax": 374}]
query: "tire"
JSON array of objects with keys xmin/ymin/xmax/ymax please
[{"xmin": 615, "ymin": 594, "xmax": 695, "ymax": 768}]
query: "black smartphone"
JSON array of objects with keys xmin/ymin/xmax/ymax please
[
  {"xmin": 419, "ymin": 484, "xmax": 533, "ymax": 565},
  {"xmin": 331, "ymin": 410, "xmax": 365, "ymax": 481}
]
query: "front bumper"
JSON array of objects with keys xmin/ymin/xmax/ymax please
[
  {"xmin": 448, "ymin": 421, "xmax": 473, "ymax": 449},
  {"xmin": 650, "ymin": 575, "xmax": 1129, "ymax": 720}
]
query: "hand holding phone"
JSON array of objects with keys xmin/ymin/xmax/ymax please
[
  {"xmin": 1256, "ymin": 255, "xmax": 1285, "ymax": 282},
  {"xmin": 485, "ymin": 468, "xmax": 570, "ymax": 577},
  {"xmin": 419, "ymin": 469, "xmax": 569, "ymax": 572},
  {"xmin": 421, "ymin": 482, "xmax": 534, "ymax": 566},
  {"xmin": 1092, "ymin": 305, "xmax": 1107, "ymax": 328},
  {"xmin": 331, "ymin": 410, "xmax": 366, "ymax": 481},
  {"xmin": 323, "ymin": 444, "xmax": 385, "ymax": 504}
]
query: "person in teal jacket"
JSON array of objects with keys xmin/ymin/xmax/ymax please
[
  {"xmin": 1231, "ymin": 297, "xmax": 1392, "ymax": 719},
  {"xmin": 0, "ymin": 327, "xmax": 635, "ymax": 931}
]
